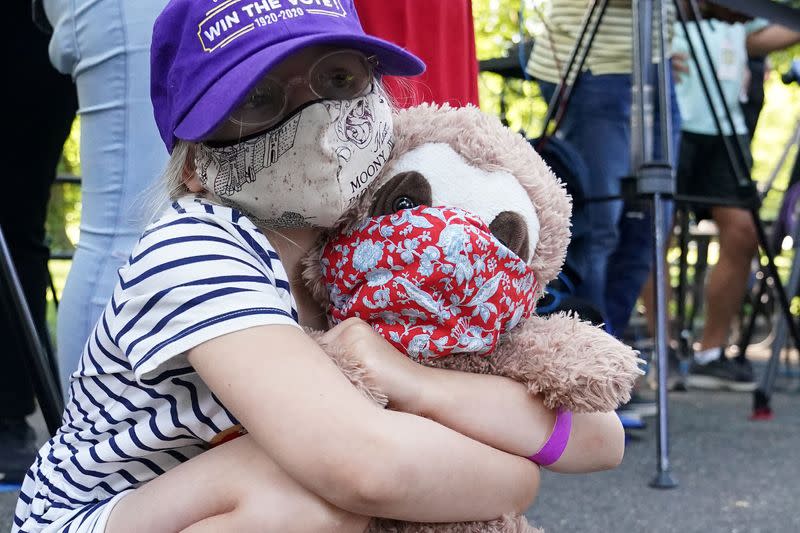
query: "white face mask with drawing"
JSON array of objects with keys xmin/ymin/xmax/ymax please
[{"xmin": 195, "ymin": 87, "xmax": 394, "ymax": 228}]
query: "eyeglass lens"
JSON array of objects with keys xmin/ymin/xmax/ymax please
[{"xmin": 228, "ymin": 50, "xmax": 373, "ymax": 132}]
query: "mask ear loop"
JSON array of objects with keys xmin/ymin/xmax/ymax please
[{"xmin": 235, "ymin": 117, "xmax": 245, "ymax": 144}]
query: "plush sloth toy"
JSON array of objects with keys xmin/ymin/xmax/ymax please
[{"xmin": 300, "ymin": 104, "xmax": 643, "ymax": 533}]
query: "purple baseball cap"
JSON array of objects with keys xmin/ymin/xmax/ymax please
[{"xmin": 151, "ymin": 0, "xmax": 425, "ymax": 152}]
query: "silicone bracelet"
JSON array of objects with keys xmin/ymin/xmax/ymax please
[{"xmin": 528, "ymin": 408, "xmax": 573, "ymax": 466}]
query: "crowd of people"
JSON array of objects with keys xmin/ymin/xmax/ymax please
[
  {"xmin": 528, "ymin": 0, "xmax": 799, "ymax": 426},
  {"xmin": 1, "ymin": 0, "xmax": 798, "ymax": 531}
]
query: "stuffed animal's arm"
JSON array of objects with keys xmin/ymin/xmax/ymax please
[
  {"xmin": 492, "ymin": 313, "xmax": 645, "ymax": 413},
  {"xmin": 305, "ymin": 328, "xmax": 389, "ymax": 408}
]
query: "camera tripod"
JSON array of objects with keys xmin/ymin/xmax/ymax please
[
  {"xmin": 536, "ymin": 0, "xmax": 800, "ymax": 488},
  {"xmin": 0, "ymin": 225, "xmax": 63, "ymax": 436},
  {"xmin": 734, "ymin": 114, "xmax": 800, "ymax": 416}
]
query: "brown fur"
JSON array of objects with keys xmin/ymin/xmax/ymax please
[
  {"xmin": 367, "ymin": 514, "xmax": 543, "ymax": 533},
  {"xmin": 305, "ymin": 328, "xmax": 388, "ymax": 407},
  {"xmin": 300, "ymin": 104, "xmax": 642, "ymax": 533},
  {"xmin": 388, "ymin": 104, "xmax": 572, "ymax": 290},
  {"xmin": 302, "ymin": 104, "xmax": 572, "ymax": 307},
  {"xmin": 490, "ymin": 313, "xmax": 642, "ymax": 412}
]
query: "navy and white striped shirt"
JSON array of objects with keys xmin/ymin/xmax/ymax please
[{"xmin": 14, "ymin": 197, "xmax": 299, "ymax": 532}]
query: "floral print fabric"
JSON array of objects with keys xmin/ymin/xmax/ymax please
[{"xmin": 322, "ymin": 206, "xmax": 539, "ymax": 359}]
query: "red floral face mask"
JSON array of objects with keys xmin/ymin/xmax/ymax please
[{"xmin": 322, "ymin": 206, "xmax": 539, "ymax": 359}]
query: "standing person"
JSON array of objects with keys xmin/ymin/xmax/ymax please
[
  {"xmin": 0, "ymin": 1, "xmax": 77, "ymax": 486},
  {"xmin": 43, "ymin": 0, "xmax": 170, "ymax": 392},
  {"xmin": 13, "ymin": 1, "xmax": 625, "ymax": 531},
  {"xmin": 672, "ymin": 2, "xmax": 799, "ymax": 390},
  {"xmin": 354, "ymin": 0, "xmax": 480, "ymax": 107},
  {"xmin": 527, "ymin": 0, "xmax": 683, "ymax": 340}
]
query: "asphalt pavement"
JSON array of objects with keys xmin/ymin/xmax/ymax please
[{"xmin": 3, "ymin": 382, "xmax": 799, "ymax": 532}]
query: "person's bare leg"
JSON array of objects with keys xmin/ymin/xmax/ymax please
[
  {"xmin": 643, "ymin": 270, "xmax": 675, "ymax": 336},
  {"xmin": 698, "ymin": 206, "xmax": 758, "ymax": 351},
  {"xmin": 106, "ymin": 435, "xmax": 369, "ymax": 533},
  {"xmin": 641, "ymin": 273, "xmax": 656, "ymax": 338}
]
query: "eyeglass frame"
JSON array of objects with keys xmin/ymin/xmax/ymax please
[{"xmin": 226, "ymin": 49, "xmax": 380, "ymax": 133}]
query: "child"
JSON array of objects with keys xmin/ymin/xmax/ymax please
[{"xmin": 14, "ymin": 1, "xmax": 624, "ymax": 531}]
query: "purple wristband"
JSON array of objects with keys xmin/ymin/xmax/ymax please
[{"xmin": 528, "ymin": 408, "xmax": 573, "ymax": 466}]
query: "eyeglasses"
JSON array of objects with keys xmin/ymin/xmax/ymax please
[{"xmin": 227, "ymin": 49, "xmax": 377, "ymax": 135}]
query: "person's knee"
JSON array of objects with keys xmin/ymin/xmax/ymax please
[
  {"xmin": 719, "ymin": 214, "xmax": 758, "ymax": 257},
  {"xmin": 231, "ymin": 496, "xmax": 367, "ymax": 533},
  {"xmin": 221, "ymin": 437, "xmax": 367, "ymax": 533}
]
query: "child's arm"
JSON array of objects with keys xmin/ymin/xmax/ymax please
[
  {"xmin": 747, "ymin": 24, "xmax": 800, "ymax": 57},
  {"xmin": 417, "ymin": 368, "xmax": 625, "ymax": 474},
  {"xmin": 188, "ymin": 324, "xmax": 540, "ymax": 523},
  {"xmin": 321, "ymin": 319, "xmax": 625, "ymax": 474}
]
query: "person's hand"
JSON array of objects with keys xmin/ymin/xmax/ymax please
[
  {"xmin": 320, "ymin": 318, "xmax": 427, "ymax": 413},
  {"xmin": 671, "ymin": 52, "xmax": 690, "ymax": 84}
]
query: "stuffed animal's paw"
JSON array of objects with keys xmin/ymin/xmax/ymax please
[
  {"xmin": 492, "ymin": 313, "xmax": 645, "ymax": 412},
  {"xmin": 305, "ymin": 328, "xmax": 389, "ymax": 408}
]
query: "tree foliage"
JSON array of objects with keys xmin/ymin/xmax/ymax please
[{"xmin": 47, "ymin": 119, "xmax": 81, "ymax": 253}]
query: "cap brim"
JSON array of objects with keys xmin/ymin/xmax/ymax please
[{"xmin": 174, "ymin": 33, "xmax": 424, "ymax": 145}]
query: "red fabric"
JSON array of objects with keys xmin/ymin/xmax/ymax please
[
  {"xmin": 355, "ymin": 0, "xmax": 479, "ymax": 108},
  {"xmin": 322, "ymin": 207, "xmax": 538, "ymax": 360}
]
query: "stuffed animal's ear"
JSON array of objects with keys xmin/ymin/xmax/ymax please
[
  {"xmin": 370, "ymin": 171, "xmax": 433, "ymax": 216},
  {"xmin": 490, "ymin": 211, "xmax": 530, "ymax": 262}
]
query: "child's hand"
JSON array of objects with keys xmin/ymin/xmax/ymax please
[
  {"xmin": 671, "ymin": 52, "xmax": 689, "ymax": 83},
  {"xmin": 320, "ymin": 318, "xmax": 427, "ymax": 413}
]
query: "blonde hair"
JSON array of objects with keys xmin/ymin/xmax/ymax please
[{"xmin": 139, "ymin": 140, "xmax": 197, "ymax": 222}]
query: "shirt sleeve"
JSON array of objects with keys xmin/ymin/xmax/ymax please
[
  {"xmin": 111, "ymin": 212, "xmax": 300, "ymax": 381},
  {"xmin": 745, "ymin": 18, "xmax": 770, "ymax": 36}
]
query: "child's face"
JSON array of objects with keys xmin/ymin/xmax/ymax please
[{"xmin": 206, "ymin": 45, "xmax": 374, "ymax": 143}]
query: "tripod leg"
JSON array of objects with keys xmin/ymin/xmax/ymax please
[
  {"xmin": 676, "ymin": 207, "xmax": 691, "ymax": 356},
  {"xmin": 736, "ymin": 274, "xmax": 766, "ymax": 357},
  {"xmin": 0, "ymin": 227, "xmax": 63, "ymax": 435},
  {"xmin": 753, "ymin": 216, "xmax": 800, "ymax": 418},
  {"xmin": 650, "ymin": 194, "xmax": 678, "ymax": 489},
  {"xmin": 753, "ymin": 303, "xmax": 787, "ymax": 420},
  {"xmin": 644, "ymin": 0, "xmax": 677, "ymax": 490},
  {"xmin": 539, "ymin": 0, "xmax": 611, "ymax": 139},
  {"xmin": 47, "ymin": 261, "xmax": 60, "ymax": 309},
  {"xmin": 687, "ymin": 237, "xmax": 709, "ymax": 335},
  {"xmin": 749, "ymin": 216, "xmax": 800, "ymax": 416}
]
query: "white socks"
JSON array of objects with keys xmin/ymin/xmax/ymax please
[{"xmin": 694, "ymin": 347, "xmax": 723, "ymax": 365}]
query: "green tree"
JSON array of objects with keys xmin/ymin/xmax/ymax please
[{"xmin": 46, "ymin": 118, "xmax": 81, "ymax": 256}]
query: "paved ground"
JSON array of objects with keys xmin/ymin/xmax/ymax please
[
  {"xmin": 527, "ymin": 387, "xmax": 800, "ymax": 533},
  {"xmin": 3, "ymin": 374, "xmax": 799, "ymax": 532}
]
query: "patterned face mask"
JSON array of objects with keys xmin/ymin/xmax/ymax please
[
  {"xmin": 194, "ymin": 86, "xmax": 394, "ymax": 228},
  {"xmin": 322, "ymin": 206, "xmax": 539, "ymax": 359}
]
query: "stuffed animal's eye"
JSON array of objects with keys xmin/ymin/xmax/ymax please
[
  {"xmin": 371, "ymin": 171, "xmax": 432, "ymax": 217},
  {"xmin": 392, "ymin": 195, "xmax": 417, "ymax": 212}
]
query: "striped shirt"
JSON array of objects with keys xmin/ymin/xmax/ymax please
[
  {"xmin": 528, "ymin": 0, "xmax": 675, "ymax": 83},
  {"xmin": 13, "ymin": 197, "xmax": 299, "ymax": 532}
]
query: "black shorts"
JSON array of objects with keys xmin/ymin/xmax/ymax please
[{"xmin": 676, "ymin": 131, "xmax": 754, "ymax": 220}]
